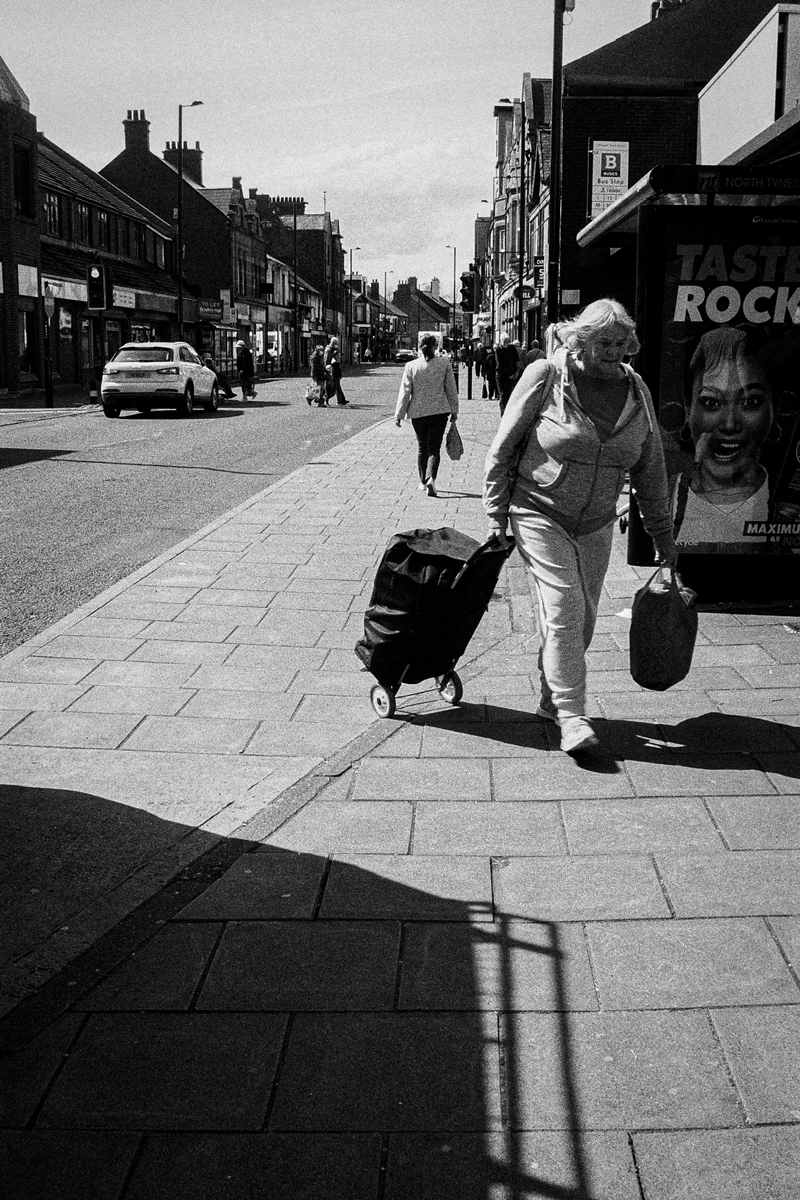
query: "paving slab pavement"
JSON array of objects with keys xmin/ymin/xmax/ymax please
[{"xmin": 1, "ymin": 376, "xmax": 800, "ymax": 1199}]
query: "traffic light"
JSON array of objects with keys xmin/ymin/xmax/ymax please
[
  {"xmin": 86, "ymin": 263, "xmax": 108, "ymax": 310},
  {"xmin": 459, "ymin": 268, "xmax": 475, "ymax": 312}
]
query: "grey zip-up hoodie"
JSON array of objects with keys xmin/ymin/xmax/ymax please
[{"xmin": 483, "ymin": 351, "xmax": 673, "ymax": 544}]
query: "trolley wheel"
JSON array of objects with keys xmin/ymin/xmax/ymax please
[
  {"xmin": 370, "ymin": 684, "xmax": 397, "ymax": 719},
  {"xmin": 619, "ymin": 514, "xmax": 629, "ymax": 534},
  {"xmin": 436, "ymin": 671, "xmax": 463, "ymax": 705}
]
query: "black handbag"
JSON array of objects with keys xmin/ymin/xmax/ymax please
[{"xmin": 629, "ymin": 567, "xmax": 698, "ymax": 691}]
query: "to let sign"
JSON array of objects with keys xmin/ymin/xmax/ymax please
[{"xmin": 589, "ymin": 140, "xmax": 629, "ymax": 218}]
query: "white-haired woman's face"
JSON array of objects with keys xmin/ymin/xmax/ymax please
[{"xmin": 579, "ymin": 322, "xmax": 629, "ymax": 378}]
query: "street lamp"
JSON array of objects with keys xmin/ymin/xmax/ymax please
[
  {"xmin": 445, "ymin": 244, "xmax": 457, "ymax": 352},
  {"xmin": 177, "ymin": 100, "xmax": 203, "ymax": 340},
  {"xmin": 383, "ymin": 270, "xmax": 395, "ymax": 360},
  {"xmin": 348, "ymin": 245, "xmax": 361, "ymax": 364},
  {"xmin": 547, "ymin": 0, "xmax": 570, "ymax": 326}
]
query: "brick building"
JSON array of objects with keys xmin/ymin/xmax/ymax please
[
  {"xmin": 0, "ymin": 58, "xmax": 40, "ymax": 392},
  {"xmin": 0, "ymin": 60, "xmax": 177, "ymax": 397},
  {"xmin": 391, "ymin": 277, "xmax": 452, "ymax": 350},
  {"xmin": 480, "ymin": 0, "xmax": 782, "ymax": 346},
  {"xmin": 101, "ymin": 111, "xmax": 270, "ymax": 373}
]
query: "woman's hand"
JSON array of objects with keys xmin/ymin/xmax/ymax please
[
  {"xmin": 488, "ymin": 518, "xmax": 511, "ymax": 549},
  {"xmin": 654, "ymin": 535, "xmax": 679, "ymax": 569}
]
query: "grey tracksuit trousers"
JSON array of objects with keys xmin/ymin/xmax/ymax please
[{"xmin": 511, "ymin": 511, "xmax": 615, "ymax": 720}]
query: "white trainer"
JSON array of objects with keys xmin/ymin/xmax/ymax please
[{"xmin": 559, "ymin": 717, "xmax": 600, "ymax": 756}]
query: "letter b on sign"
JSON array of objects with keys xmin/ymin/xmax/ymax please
[{"xmin": 601, "ymin": 153, "xmax": 621, "ymax": 177}]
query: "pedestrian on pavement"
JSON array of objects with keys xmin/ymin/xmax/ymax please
[
  {"xmin": 201, "ymin": 350, "xmax": 235, "ymax": 399},
  {"xmin": 483, "ymin": 298, "xmax": 678, "ymax": 755},
  {"xmin": 525, "ymin": 339, "xmax": 546, "ymax": 365},
  {"xmin": 324, "ymin": 335, "xmax": 348, "ymax": 405},
  {"xmin": 474, "ymin": 343, "xmax": 486, "ymax": 378},
  {"xmin": 482, "ymin": 346, "xmax": 497, "ymax": 400},
  {"xmin": 395, "ymin": 332, "xmax": 459, "ymax": 497},
  {"xmin": 235, "ymin": 340, "xmax": 256, "ymax": 399},
  {"xmin": 496, "ymin": 334, "xmax": 520, "ymax": 416},
  {"xmin": 309, "ymin": 346, "xmax": 328, "ymax": 406}
]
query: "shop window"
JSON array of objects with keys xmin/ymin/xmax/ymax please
[
  {"xmin": 77, "ymin": 202, "xmax": 91, "ymax": 244},
  {"xmin": 97, "ymin": 211, "xmax": 109, "ymax": 249},
  {"xmin": 43, "ymin": 191, "xmax": 63, "ymax": 237},
  {"xmin": 18, "ymin": 310, "xmax": 38, "ymax": 377},
  {"xmin": 105, "ymin": 321, "xmax": 122, "ymax": 360},
  {"xmin": 13, "ymin": 144, "xmax": 34, "ymax": 218}
]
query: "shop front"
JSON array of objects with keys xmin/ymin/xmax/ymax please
[{"xmin": 578, "ymin": 165, "xmax": 800, "ymax": 601}]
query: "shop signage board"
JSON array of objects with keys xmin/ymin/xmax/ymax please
[
  {"xmin": 589, "ymin": 141, "xmax": 629, "ymax": 219},
  {"xmin": 637, "ymin": 205, "xmax": 800, "ymax": 574},
  {"xmin": 198, "ymin": 300, "xmax": 223, "ymax": 320},
  {"xmin": 113, "ymin": 287, "xmax": 136, "ymax": 309}
]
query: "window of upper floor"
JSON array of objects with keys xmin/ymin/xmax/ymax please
[
  {"xmin": 118, "ymin": 217, "xmax": 130, "ymax": 256},
  {"xmin": 131, "ymin": 223, "xmax": 143, "ymax": 259},
  {"xmin": 156, "ymin": 237, "xmax": 166, "ymax": 269},
  {"xmin": 77, "ymin": 202, "xmax": 91, "ymax": 245},
  {"xmin": 97, "ymin": 210, "xmax": 110, "ymax": 249},
  {"xmin": 13, "ymin": 143, "xmax": 35, "ymax": 218},
  {"xmin": 43, "ymin": 190, "xmax": 64, "ymax": 237}
]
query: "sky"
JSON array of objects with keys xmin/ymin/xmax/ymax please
[{"xmin": 2, "ymin": 0, "xmax": 655, "ymax": 300}]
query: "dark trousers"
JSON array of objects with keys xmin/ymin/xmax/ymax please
[
  {"xmin": 411, "ymin": 413, "xmax": 449, "ymax": 484},
  {"xmin": 498, "ymin": 376, "xmax": 515, "ymax": 415},
  {"xmin": 483, "ymin": 371, "xmax": 497, "ymax": 400}
]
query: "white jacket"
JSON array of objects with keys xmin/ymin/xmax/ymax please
[{"xmin": 395, "ymin": 354, "xmax": 459, "ymax": 421}]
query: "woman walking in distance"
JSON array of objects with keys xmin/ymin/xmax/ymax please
[
  {"xmin": 395, "ymin": 334, "xmax": 459, "ymax": 497},
  {"xmin": 483, "ymin": 299, "xmax": 678, "ymax": 755}
]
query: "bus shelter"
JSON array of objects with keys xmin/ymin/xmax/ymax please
[{"xmin": 578, "ymin": 165, "xmax": 800, "ymax": 603}]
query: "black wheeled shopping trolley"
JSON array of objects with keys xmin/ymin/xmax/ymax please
[{"xmin": 355, "ymin": 527, "xmax": 514, "ymax": 718}]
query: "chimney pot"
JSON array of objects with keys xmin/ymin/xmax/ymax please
[{"xmin": 127, "ymin": 109, "xmax": 132, "ymax": 120}]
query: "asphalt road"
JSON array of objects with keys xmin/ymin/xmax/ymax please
[{"xmin": 0, "ymin": 366, "xmax": 400, "ymax": 657}]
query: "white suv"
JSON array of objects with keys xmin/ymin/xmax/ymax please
[{"xmin": 100, "ymin": 342, "xmax": 219, "ymax": 418}]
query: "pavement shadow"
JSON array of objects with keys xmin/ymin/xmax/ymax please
[{"xmin": 0, "ymin": 795, "xmax": 601, "ymax": 1199}]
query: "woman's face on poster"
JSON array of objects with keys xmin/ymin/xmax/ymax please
[{"xmin": 689, "ymin": 349, "xmax": 773, "ymax": 487}]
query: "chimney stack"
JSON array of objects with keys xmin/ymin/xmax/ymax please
[
  {"xmin": 162, "ymin": 139, "xmax": 203, "ymax": 186},
  {"xmin": 123, "ymin": 108, "xmax": 150, "ymax": 155}
]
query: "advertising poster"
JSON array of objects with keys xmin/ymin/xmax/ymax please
[{"xmin": 650, "ymin": 206, "xmax": 800, "ymax": 556}]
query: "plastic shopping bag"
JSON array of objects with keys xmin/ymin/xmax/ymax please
[
  {"xmin": 629, "ymin": 567, "xmax": 698, "ymax": 691},
  {"xmin": 445, "ymin": 421, "xmax": 464, "ymax": 461}
]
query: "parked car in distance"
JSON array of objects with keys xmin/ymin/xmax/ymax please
[
  {"xmin": 100, "ymin": 342, "xmax": 219, "ymax": 418},
  {"xmin": 394, "ymin": 348, "xmax": 417, "ymax": 363}
]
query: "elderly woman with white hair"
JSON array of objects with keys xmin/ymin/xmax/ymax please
[{"xmin": 483, "ymin": 298, "xmax": 678, "ymax": 755}]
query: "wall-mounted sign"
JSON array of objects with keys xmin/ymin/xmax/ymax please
[
  {"xmin": 198, "ymin": 299, "xmax": 223, "ymax": 320},
  {"xmin": 561, "ymin": 289, "xmax": 581, "ymax": 306},
  {"xmin": 589, "ymin": 140, "xmax": 629, "ymax": 219},
  {"xmin": 113, "ymin": 287, "xmax": 136, "ymax": 309}
]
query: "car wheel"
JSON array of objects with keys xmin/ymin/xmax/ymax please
[
  {"xmin": 102, "ymin": 403, "xmax": 120, "ymax": 418},
  {"xmin": 177, "ymin": 386, "xmax": 194, "ymax": 417},
  {"xmin": 203, "ymin": 383, "xmax": 219, "ymax": 414}
]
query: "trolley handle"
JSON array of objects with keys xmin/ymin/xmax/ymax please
[{"xmin": 451, "ymin": 533, "xmax": 514, "ymax": 588}]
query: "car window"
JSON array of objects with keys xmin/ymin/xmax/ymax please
[
  {"xmin": 188, "ymin": 350, "xmax": 203, "ymax": 365},
  {"xmin": 113, "ymin": 347, "xmax": 173, "ymax": 363},
  {"xmin": 179, "ymin": 347, "xmax": 192, "ymax": 362}
]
